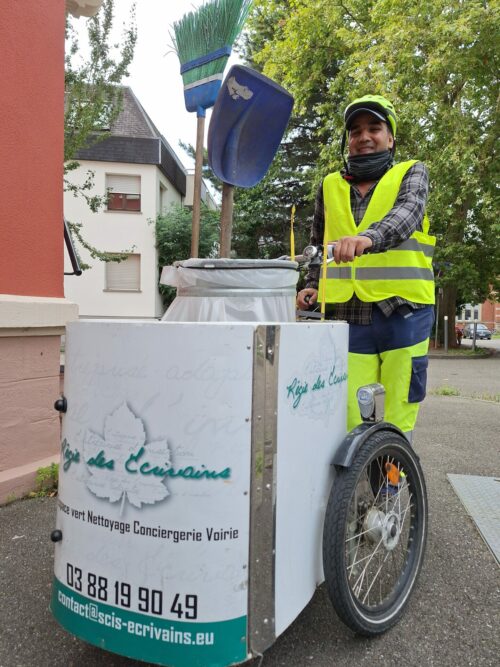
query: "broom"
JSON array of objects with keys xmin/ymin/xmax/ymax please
[{"xmin": 171, "ymin": 0, "xmax": 253, "ymax": 258}]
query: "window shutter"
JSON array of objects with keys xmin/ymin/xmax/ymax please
[
  {"xmin": 106, "ymin": 175, "xmax": 140, "ymax": 194},
  {"xmin": 105, "ymin": 254, "xmax": 140, "ymax": 290}
]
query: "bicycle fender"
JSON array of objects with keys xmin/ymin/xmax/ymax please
[{"xmin": 333, "ymin": 421, "xmax": 412, "ymax": 468}]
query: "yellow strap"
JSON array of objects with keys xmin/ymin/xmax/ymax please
[
  {"xmin": 290, "ymin": 204, "xmax": 296, "ymax": 261},
  {"xmin": 320, "ymin": 242, "xmax": 327, "ymax": 320}
]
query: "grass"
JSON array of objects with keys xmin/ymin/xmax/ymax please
[
  {"xmin": 429, "ymin": 386, "xmax": 500, "ymax": 402},
  {"xmin": 28, "ymin": 463, "xmax": 59, "ymax": 498},
  {"xmin": 4, "ymin": 492, "xmax": 18, "ymax": 505},
  {"xmin": 430, "ymin": 385, "xmax": 461, "ymax": 396},
  {"xmin": 471, "ymin": 392, "xmax": 500, "ymax": 403},
  {"xmin": 2, "ymin": 463, "xmax": 59, "ymax": 505},
  {"xmin": 430, "ymin": 346, "xmax": 490, "ymax": 357}
]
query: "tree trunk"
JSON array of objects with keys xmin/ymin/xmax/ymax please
[
  {"xmin": 435, "ymin": 201, "xmax": 469, "ymax": 348},
  {"xmin": 441, "ymin": 283, "xmax": 459, "ymax": 348}
]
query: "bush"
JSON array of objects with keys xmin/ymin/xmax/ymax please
[
  {"xmin": 32, "ymin": 463, "xmax": 59, "ymax": 497},
  {"xmin": 154, "ymin": 204, "xmax": 220, "ymax": 307}
]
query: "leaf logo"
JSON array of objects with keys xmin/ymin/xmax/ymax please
[{"xmin": 83, "ymin": 403, "xmax": 171, "ymax": 514}]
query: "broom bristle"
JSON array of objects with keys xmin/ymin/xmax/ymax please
[{"xmin": 171, "ymin": 0, "xmax": 253, "ymax": 86}]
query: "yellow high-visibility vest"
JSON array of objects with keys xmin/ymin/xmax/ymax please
[{"xmin": 319, "ymin": 160, "xmax": 436, "ymax": 304}]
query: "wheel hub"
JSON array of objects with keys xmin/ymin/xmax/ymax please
[
  {"xmin": 364, "ymin": 508, "xmax": 401, "ymax": 551},
  {"xmin": 382, "ymin": 511, "xmax": 400, "ymax": 551}
]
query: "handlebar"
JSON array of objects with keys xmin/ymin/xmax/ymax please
[{"xmin": 278, "ymin": 244, "xmax": 336, "ymax": 267}]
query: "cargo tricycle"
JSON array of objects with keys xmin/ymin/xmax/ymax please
[
  {"xmin": 51, "ymin": 255, "xmax": 427, "ymax": 667},
  {"xmin": 50, "ymin": 64, "xmax": 427, "ymax": 666}
]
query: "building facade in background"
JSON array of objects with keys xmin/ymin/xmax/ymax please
[
  {"xmin": 64, "ymin": 87, "xmax": 216, "ymax": 319},
  {"xmin": 457, "ymin": 294, "xmax": 499, "ymax": 332}
]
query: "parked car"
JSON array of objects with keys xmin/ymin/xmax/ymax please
[{"xmin": 462, "ymin": 323, "xmax": 492, "ymax": 339}]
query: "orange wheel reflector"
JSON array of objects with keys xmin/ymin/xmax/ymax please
[{"xmin": 385, "ymin": 462, "xmax": 401, "ymax": 486}]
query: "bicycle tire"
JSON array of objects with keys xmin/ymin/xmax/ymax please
[{"xmin": 323, "ymin": 429, "xmax": 427, "ymax": 636}]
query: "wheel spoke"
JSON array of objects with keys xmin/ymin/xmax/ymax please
[
  {"xmin": 345, "ymin": 464, "xmax": 416, "ymax": 605},
  {"xmin": 347, "ymin": 548, "xmax": 385, "ymax": 571},
  {"xmin": 361, "ymin": 549, "xmax": 392, "ymax": 604},
  {"xmin": 350, "ymin": 535, "xmax": 385, "ymax": 595}
]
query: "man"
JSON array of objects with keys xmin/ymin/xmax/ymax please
[{"xmin": 297, "ymin": 94, "xmax": 435, "ymax": 442}]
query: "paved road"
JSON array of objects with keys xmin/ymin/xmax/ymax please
[{"xmin": 1, "ymin": 357, "xmax": 499, "ymax": 667}]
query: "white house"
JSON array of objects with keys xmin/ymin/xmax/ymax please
[{"xmin": 64, "ymin": 87, "xmax": 215, "ymax": 319}]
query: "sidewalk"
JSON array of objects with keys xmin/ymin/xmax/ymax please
[{"xmin": 1, "ymin": 356, "xmax": 499, "ymax": 667}]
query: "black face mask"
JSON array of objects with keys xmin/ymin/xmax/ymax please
[{"xmin": 343, "ymin": 150, "xmax": 394, "ymax": 183}]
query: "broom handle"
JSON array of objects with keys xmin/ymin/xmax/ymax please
[
  {"xmin": 219, "ymin": 181, "xmax": 234, "ymax": 258},
  {"xmin": 191, "ymin": 113, "xmax": 205, "ymax": 258}
]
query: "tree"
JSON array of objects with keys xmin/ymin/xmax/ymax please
[
  {"xmin": 154, "ymin": 204, "xmax": 220, "ymax": 306},
  {"xmin": 64, "ymin": 0, "xmax": 137, "ymax": 268},
  {"xmin": 231, "ymin": 147, "xmax": 313, "ymax": 259},
  {"xmin": 245, "ymin": 0, "xmax": 499, "ymax": 345}
]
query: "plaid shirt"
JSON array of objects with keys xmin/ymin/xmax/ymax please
[{"xmin": 305, "ymin": 161, "xmax": 430, "ymax": 324}]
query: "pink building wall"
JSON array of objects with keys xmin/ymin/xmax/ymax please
[
  {"xmin": 0, "ymin": 1, "xmax": 74, "ymax": 503},
  {"xmin": 0, "ymin": 2, "xmax": 64, "ymax": 297}
]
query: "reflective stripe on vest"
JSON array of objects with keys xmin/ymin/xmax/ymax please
[
  {"xmin": 325, "ymin": 266, "xmax": 434, "ymax": 280},
  {"xmin": 326, "ymin": 266, "xmax": 353, "ymax": 279},
  {"xmin": 319, "ymin": 161, "xmax": 436, "ymax": 304},
  {"xmin": 393, "ymin": 238, "xmax": 435, "ymax": 257},
  {"xmin": 356, "ymin": 267, "xmax": 434, "ymax": 280}
]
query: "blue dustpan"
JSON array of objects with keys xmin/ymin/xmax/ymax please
[{"xmin": 207, "ymin": 65, "xmax": 294, "ymax": 188}]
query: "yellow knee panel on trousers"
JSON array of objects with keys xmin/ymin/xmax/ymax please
[{"xmin": 347, "ymin": 338, "xmax": 430, "ymax": 433}]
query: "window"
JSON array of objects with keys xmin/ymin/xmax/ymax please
[
  {"xmin": 105, "ymin": 254, "xmax": 141, "ymax": 291},
  {"xmin": 106, "ymin": 174, "xmax": 141, "ymax": 211}
]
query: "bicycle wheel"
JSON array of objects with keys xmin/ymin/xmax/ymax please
[{"xmin": 323, "ymin": 429, "xmax": 427, "ymax": 636}]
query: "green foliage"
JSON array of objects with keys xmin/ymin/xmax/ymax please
[
  {"xmin": 244, "ymin": 0, "xmax": 500, "ymax": 336},
  {"xmin": 65, "ymin": 0, "xmax": 137, "ymax": 267},
  {"xmin": 32, "ymin": 463, "xmax": 59, "ymax": 497},
  {"xmin": 68, "ymin": 221, "xmax": 132, "ymax": 271},
  {"xmin": 431, "ymin": 385, "xmax": 460, "ymax": 396},
  {"xmin": 232, "ymin": 149, "xmax": 313, "ymax": 258},
  {"xmin": 472, "ymin": 392, "xmax": 500, "ymax": 402},
  {"xmin": 65, "ymin": 0, "xmax": 137, "ymax": 163},
  {"xmin": 154, "ymin": 204, "xmax": 220, "ymax": 306}
]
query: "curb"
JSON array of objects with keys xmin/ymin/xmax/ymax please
[
  {"xmin": 428, "ymin": 349, "xmax": 496, "ymax": 360},
  {"xmin": 429, "ymin": 354, "xmax": 491, "ymax": 360}
]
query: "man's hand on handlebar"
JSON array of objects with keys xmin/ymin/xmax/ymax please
[
  {"xmin": 332, "ymin": 235, "xmax": 372, "ymax": 264},
  {"xmin": 295, "ymin": 237, "xmax": 371, "ymax": 309},
  {"xmin": 297, "ymin": 288, "xmax": 318, "ymax": 310}
]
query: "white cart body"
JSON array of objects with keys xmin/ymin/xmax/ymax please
[{"xmin": 51, "ymin": 320, "xmax": 348, "ymax": 666}]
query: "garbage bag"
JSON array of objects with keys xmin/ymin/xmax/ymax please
[{"xmin": 161, "ymin": 258, "xmax": 299, "ymax": 323}]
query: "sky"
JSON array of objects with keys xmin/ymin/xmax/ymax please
[{"xmin": 70, "ymin": 0, "xmax": 242, "ymax": 170}]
